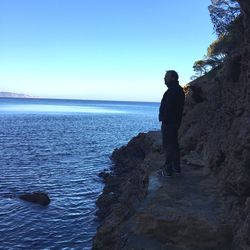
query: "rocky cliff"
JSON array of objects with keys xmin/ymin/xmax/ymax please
[
  {"xmin": 179, "ymin": 0, "xmax": 250, "ymax": 247},
  {"xmin": 93, "ymin": 1, "xmax": 250, "ymax": 249}
]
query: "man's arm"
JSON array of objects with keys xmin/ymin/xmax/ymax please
[
  {"xmin": 159, "ymin": 92, "xmax": 167, "ymax": 122},
  {"xmin": 165, "ymin": 88, "xmax": 177, "ymax": 115}
]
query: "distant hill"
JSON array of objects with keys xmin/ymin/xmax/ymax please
[{"xmin": 0, "ymin": 91, "xmax": 34, "ymax": 98}]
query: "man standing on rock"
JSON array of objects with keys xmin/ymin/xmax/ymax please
[{"xmin": 159, "ymin": 70, "xmax": 185, "ymax": 177}]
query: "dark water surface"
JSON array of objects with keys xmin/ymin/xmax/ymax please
[{"xmin": 0, "ymin": 98, "xmax": 159, "ymax": 249}]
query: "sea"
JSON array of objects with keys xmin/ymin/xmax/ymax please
[{"xmin": 0, "ymin": 97, "xmax": 160, "ymax": 250}]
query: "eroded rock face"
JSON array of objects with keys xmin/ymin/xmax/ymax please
[
  {"xmin": 19, "ymin": 192, "xmax": 50, "ymax": 206},
  {"xmin": 179, "ymin": 62, "xmax": 250, "ymax": 247},
  {"xmin": 178, "ymin": 2, "xmax": 250, "ymax": 248},
  {"xmin": 179, "ymin": 62, "xmax": 250, "ymax": 245}
]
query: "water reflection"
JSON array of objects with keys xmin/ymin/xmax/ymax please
[{"xmin": 0, "ymin": 104, "xmax": 128, "ymax": 114}]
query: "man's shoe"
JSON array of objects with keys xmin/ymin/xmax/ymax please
[
  {"xmin": 161, "ymin": 170, "xmax": 172, "ymax": 177},
  {"xmin": 173, "ymin": 166, "xmax": 181, "ymax": 175},
  {"xmin": 175, "ymin": 171, "xmax": 181, "ymax": 176}
]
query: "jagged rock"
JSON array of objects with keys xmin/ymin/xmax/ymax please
[
  {"xmin": 93, "ymin": 132, "xmax": 155, "ymax": 249},
  {"xmin": 98, "ymin": 170, "xmax": 111, "ymax": 181},
  {"xmin": 19, "ymin": 192, "xmax": 50, "ymax": 206}
]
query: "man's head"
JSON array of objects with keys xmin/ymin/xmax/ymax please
[{"xmin": 164, "ymin": 70, "xmax": 179, "ymax": 85}]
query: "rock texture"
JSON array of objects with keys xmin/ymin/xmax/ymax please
[
  {"xmin": 19, "ymin": 192, "xmax": 51, "ymax": 206},
  {"xmin": 94, "ymin": 133, "xmax": 152, "ymax": 249},
  {"xmin": 179, "ymin": 2, "xmax": 250, "ymax": 248}
]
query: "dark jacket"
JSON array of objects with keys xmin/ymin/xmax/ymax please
[{"xmin": 159, "ymin": 81, "xmax": 185, "ymax": 126}]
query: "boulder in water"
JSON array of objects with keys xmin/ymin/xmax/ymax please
[{"xmin": 19, "ymin": 192, "xmax": 50, "ymax": 206}]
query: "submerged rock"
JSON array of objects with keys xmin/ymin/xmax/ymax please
[{"xmin": 19, "ymin": 192, "xmax": 50, "ymax": 206}]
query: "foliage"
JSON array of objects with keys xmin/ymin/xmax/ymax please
[
  {"xmin": 208, "ymin": 0, "xmax": 240, "ymax": 36},
  {"xmin": 208, "ymin": 15, "xmax": 243, "ymax": 56},
  {"xmin": 193, "ymin": 60, "xmax": 208, "ymax": 77},
  {"xmin": 191, "ymin": 1, "xmax": 242, "ymax": 80},
  {"xmin": 192, "ymin": 56, "xmax": 223, "ymax": 79}
]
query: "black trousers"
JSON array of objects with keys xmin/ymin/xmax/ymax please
[{"xmin": 161, "ymin": 123, "xmax": 180, "ymax": 173}]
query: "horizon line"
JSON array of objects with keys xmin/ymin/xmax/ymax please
[{"xmin": 0, "ymin": 96, "xmax": 160, "ymax": 104}]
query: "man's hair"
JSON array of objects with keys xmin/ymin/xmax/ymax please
[{"xmin": 166, "ymin": 70, "xmax": 179, "ymax": 80}]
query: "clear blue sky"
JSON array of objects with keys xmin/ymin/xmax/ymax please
[{"xmin": 0, "ymin": 0, "xmax": 215, "ymax": 101}]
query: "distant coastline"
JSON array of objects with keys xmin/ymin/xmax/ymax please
[
  {"xmin": 0, "ymin": 92, "xmax": 35, "ymax": 98},
  {"xmin": 0, "ymin": 93, "xmax": 160, "ymax": 104}
]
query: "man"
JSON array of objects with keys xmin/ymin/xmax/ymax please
[{"xmin": 159, "ymin": 70, "xmax": 185, "ymax": 177}]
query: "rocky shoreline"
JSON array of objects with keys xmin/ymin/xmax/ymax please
[
  {"xmin": 93, "ymin": 132, "xmax": 233, "ymax": 249},
  {"xmin": 94, "ymin": 132, "xmax": 156, "ymax": 249}
]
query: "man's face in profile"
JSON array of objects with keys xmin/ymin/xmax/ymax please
[{"xmin": 164, "ymin": 72, "xmax": 174, "ymax": 85}]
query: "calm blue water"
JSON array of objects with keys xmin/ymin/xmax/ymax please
[{"xmin": 0, "ymin": 98, "xmax": 160, "ymax": 250}]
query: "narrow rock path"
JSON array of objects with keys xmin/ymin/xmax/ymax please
[{"xmin": 125, "ymin": 132, "xmax": 232, "ymax": 250}]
